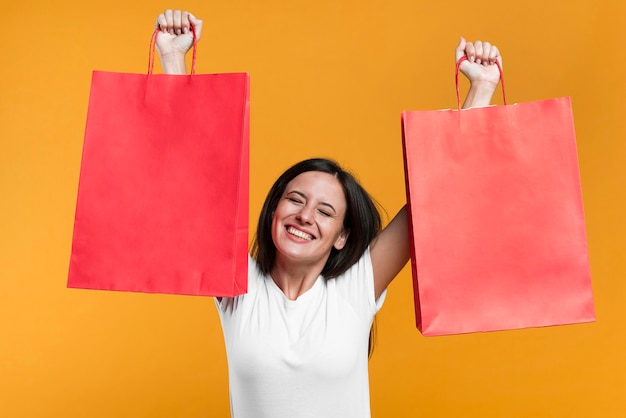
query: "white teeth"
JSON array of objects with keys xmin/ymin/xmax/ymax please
[{"xmin": 287, "ymin": 227, "xmax": 313, "ymax": 240}]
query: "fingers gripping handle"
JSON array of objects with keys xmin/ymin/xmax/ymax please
[
  {"xmin": 148, "ymin": 26, "xmax": 198, "ymax": 75},
  {"xmin": 455, "ymin": 56, "xmax": 507, "ymax": 109}
]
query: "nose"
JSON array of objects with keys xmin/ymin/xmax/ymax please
[{"xmin": 296, "ymin": 204, "xmax": 314, "ymax": 224}]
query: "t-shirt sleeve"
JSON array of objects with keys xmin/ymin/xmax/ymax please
[
  {"xmin": 214, "ymin": 254, "xmax": 257, "ymax": 313},
  {"xmin": 334, "ymin": 247, "xmax": 386, "ymax": 318}
]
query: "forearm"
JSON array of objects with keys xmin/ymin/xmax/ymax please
[
  {"xmin": 462, "ymin": 80, "xmax": 498, "ymax": 109},
  {"xmin": 159, "ymin": 52, "xmax": 187, "ymax": 75}
]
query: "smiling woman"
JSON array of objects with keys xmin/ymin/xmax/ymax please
[
  {"xmin": 219, "ymin": 158, "xmax": 384, "ymax": 418},
  {"xmin": 154, "ymin": 7, "xmax": 501, "ymax": 418}
]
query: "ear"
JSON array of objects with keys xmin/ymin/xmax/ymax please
[{"xmin": 333, "ymin": 229, "xmax": 350, "ymax": 250}]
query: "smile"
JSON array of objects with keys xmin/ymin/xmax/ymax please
[{"xmin": 286, "ymin": 226, "xmax": 314, "ymax": 240}]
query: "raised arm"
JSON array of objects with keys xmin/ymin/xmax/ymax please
[
  {"xmin": 455, "ymin": 37, "xmax": 502, "ymax": 109},
  {"xmin": 369, "ymin": 38, "xmax": 503, "ymax": 300},
  {"xmin": 370, "ymin": 206, "xmax": 411, "ymax": 300},
  {"xmin": 155, "ymin": 9, "xmax": 204, "ymax": 75}
]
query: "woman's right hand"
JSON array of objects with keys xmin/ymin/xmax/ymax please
[{"xmin": 155, "ymin": 9, "xmax": 203, "ymax": 74}]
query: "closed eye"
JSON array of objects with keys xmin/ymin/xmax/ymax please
[
  {"xmin": 285, "ymin": 190, "xmax": 306, "ymax": 205},
  {"xmin": 318, "ymin": 209, "xmax": 332, "ymax": 217}
]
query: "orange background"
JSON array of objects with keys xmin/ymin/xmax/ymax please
[{"xmin": 2, "ymin": 0, "xmax": 624, "ymax": 417}]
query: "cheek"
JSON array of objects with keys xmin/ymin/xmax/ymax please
[{"xmin": 320, "ymin": 219, "xmax": 343, "ymax": 240}]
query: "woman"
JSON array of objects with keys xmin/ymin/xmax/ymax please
[{"xmin": 155, "ymin": 9, "xmax": 501, "ymax": 418}]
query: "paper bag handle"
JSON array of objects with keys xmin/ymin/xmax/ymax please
[
  {"xmin": 148, "ymin": 25, "xmax": 198, "ymax": 75},
  {"xmin": 455, "ymin": 55, "xmax": 507, "ymax": 109}
]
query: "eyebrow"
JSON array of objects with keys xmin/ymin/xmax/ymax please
[{"xmin": 287, "ymin": 190, "xmax": 337, "ymax": 214}]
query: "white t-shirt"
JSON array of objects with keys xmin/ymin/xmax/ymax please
[{"xmin": 216, "ymin": 248, "xmax": 386, "ymax": 418}]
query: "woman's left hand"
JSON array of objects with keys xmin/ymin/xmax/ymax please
[
  {"xmin": 455, "ymin": 37, "xmax": 502, "ymax": 108},
  {"xmin": 455, "ymin": 37, "xmax": 502, "ymax": 86}
]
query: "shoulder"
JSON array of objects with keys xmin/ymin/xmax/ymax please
[
  {"xmin": 333, "ymin": 247, "xmax": 385, "ymax": 313},
  {"xmin": 216, "ymin": 254, "xmax": 264, "ymax": 311},
  {"xmin": 338, "ymin": 247, "xmax": 373, "ymax": 283}
]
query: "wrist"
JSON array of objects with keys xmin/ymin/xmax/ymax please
[
  {"xmin": 158, "ymin": 51, "xmax": 187, "ymax": 75},
  {"xmin": 462, "ymin": 81, "xmax": 499, "ymax": 109},
  {"xmin": 468, "ymin": 79, "xmax": 499, "ymax": 94}
]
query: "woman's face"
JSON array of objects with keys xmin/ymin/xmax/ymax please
[{"xmin": 271, "ymin": 171, "xmax": 349, "ymax": 270}]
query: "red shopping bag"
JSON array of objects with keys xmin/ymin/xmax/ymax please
[
  {"xmin": 401, "ymin": 58, "xmax": 595, "ymax": 335},
  {"xmin": 68, "ymin": 30, "xmax": 249, "ymax": 297}
]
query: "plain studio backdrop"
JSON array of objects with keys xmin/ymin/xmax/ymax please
[{"xmin": 1, "ymin": 0, "xmax": 624, "ymax": 417}]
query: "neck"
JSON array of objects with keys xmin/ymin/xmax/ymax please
[{"xmin": 270, "ymin": 259, "xmax": 325, "ymax": 300}]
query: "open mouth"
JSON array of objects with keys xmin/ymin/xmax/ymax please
[{"xmin": 286, "ymin": 226, "xmax": 314, "ymax": 240}]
